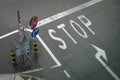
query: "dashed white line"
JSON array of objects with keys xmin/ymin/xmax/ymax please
[
  {"xmin": 36, "ymin": 0, "xmax": 103, "ymax": 28},
  {"xmin": 64, "ymin": 70, "xmax": 71, "ymax": 78}
]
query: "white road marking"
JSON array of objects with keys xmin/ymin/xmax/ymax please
[
  {"xmin": 64, "ymin": 70, "xmax": 71, "ymax": 78},
  {"xmin": 20, "ymin": 64, "xmax": 61, "ymax": 74},
  {"xmin": 92, "ymin": 44, "xmax": 120, "ymax": 80},
  {"xmin": 57, "ymin": 24, "xmax": 77, "ymax": 44},
  {"xmin": 26, "ymin": 28, "xmax": 62, "ymax": 67},
  {"xmin": 36, "ymin": 0, "xmax": 103, "ymax": 28},
  {"xmin": 20, "ymin": 68, "xmax": 44, "ymax": 74},
  {"xmin": 0, "ymin": 30, "xmax": 18, "ymax": 39},
  {"xmin": 36, "ymin": 35, "xmax": 61, "ymax": 66},
  {"xmin": 50, "ymin": 64, "xmax": 60, "ymax": 69}
]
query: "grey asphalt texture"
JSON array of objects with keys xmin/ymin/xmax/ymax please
[{"xmin": 0, "ymin": 0, "xmax": 120, "ymax": 80}]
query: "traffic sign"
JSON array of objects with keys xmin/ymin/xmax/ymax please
[
  {"xmin": 29, "ymin": 16, "xmax": 38, "ymax": 30},
  {"xmin": 31, "ymin": 28, "xmax": 39, "ymax": 38}
]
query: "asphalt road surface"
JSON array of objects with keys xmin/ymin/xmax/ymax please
[{"xmin": 0, "ymin": 0, "xmax": 120, "ymax": 80}]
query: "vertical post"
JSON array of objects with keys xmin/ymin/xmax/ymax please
[{"xmin": 17, "ymin": 10, "xmax": 21, "ymax": 24}]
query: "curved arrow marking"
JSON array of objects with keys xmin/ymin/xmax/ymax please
[{"xmin": 91, "ymin": 44, "xmax": 120, "ymax": 80}]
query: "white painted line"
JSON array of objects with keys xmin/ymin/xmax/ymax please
[
  {"xmin": 20, "ymin": 65, "xmax": 60, "ymax": 74},
  {"xmin": 64, "ymin": 70, "xmax": 71, "ymax": 78},
  {"xmin": 36, "ymin": 0, "xmax": 103, "ymax": 28},
  {"xmin": 0, "ymin": 30, "xmax": 18, "ymax": 39},
  {"xmin": 26, "ymin": 28, "xmax": 62, "ymax": 67},
  {"xmin": 36, "ymin": 34, "xmax": 62, "ymax": 66},
  {"xmin": 50, "ymin": 65, "xmax": 60, "ymax": 69},
  {"xmin": 20, "ymin": 65, "xmax": 61, "ymax": 74},
  {"xmin": 21, "ymin": 68, "xmax": 44, "ymax": 74}
]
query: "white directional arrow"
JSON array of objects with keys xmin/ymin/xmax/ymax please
[
  {"xmin": 91, "ymin": 44, "xmax": 108, "ymax": 62},
  {"xmin": 91, "ymin": 44, "xmax": 120, "ymax": 80}
]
